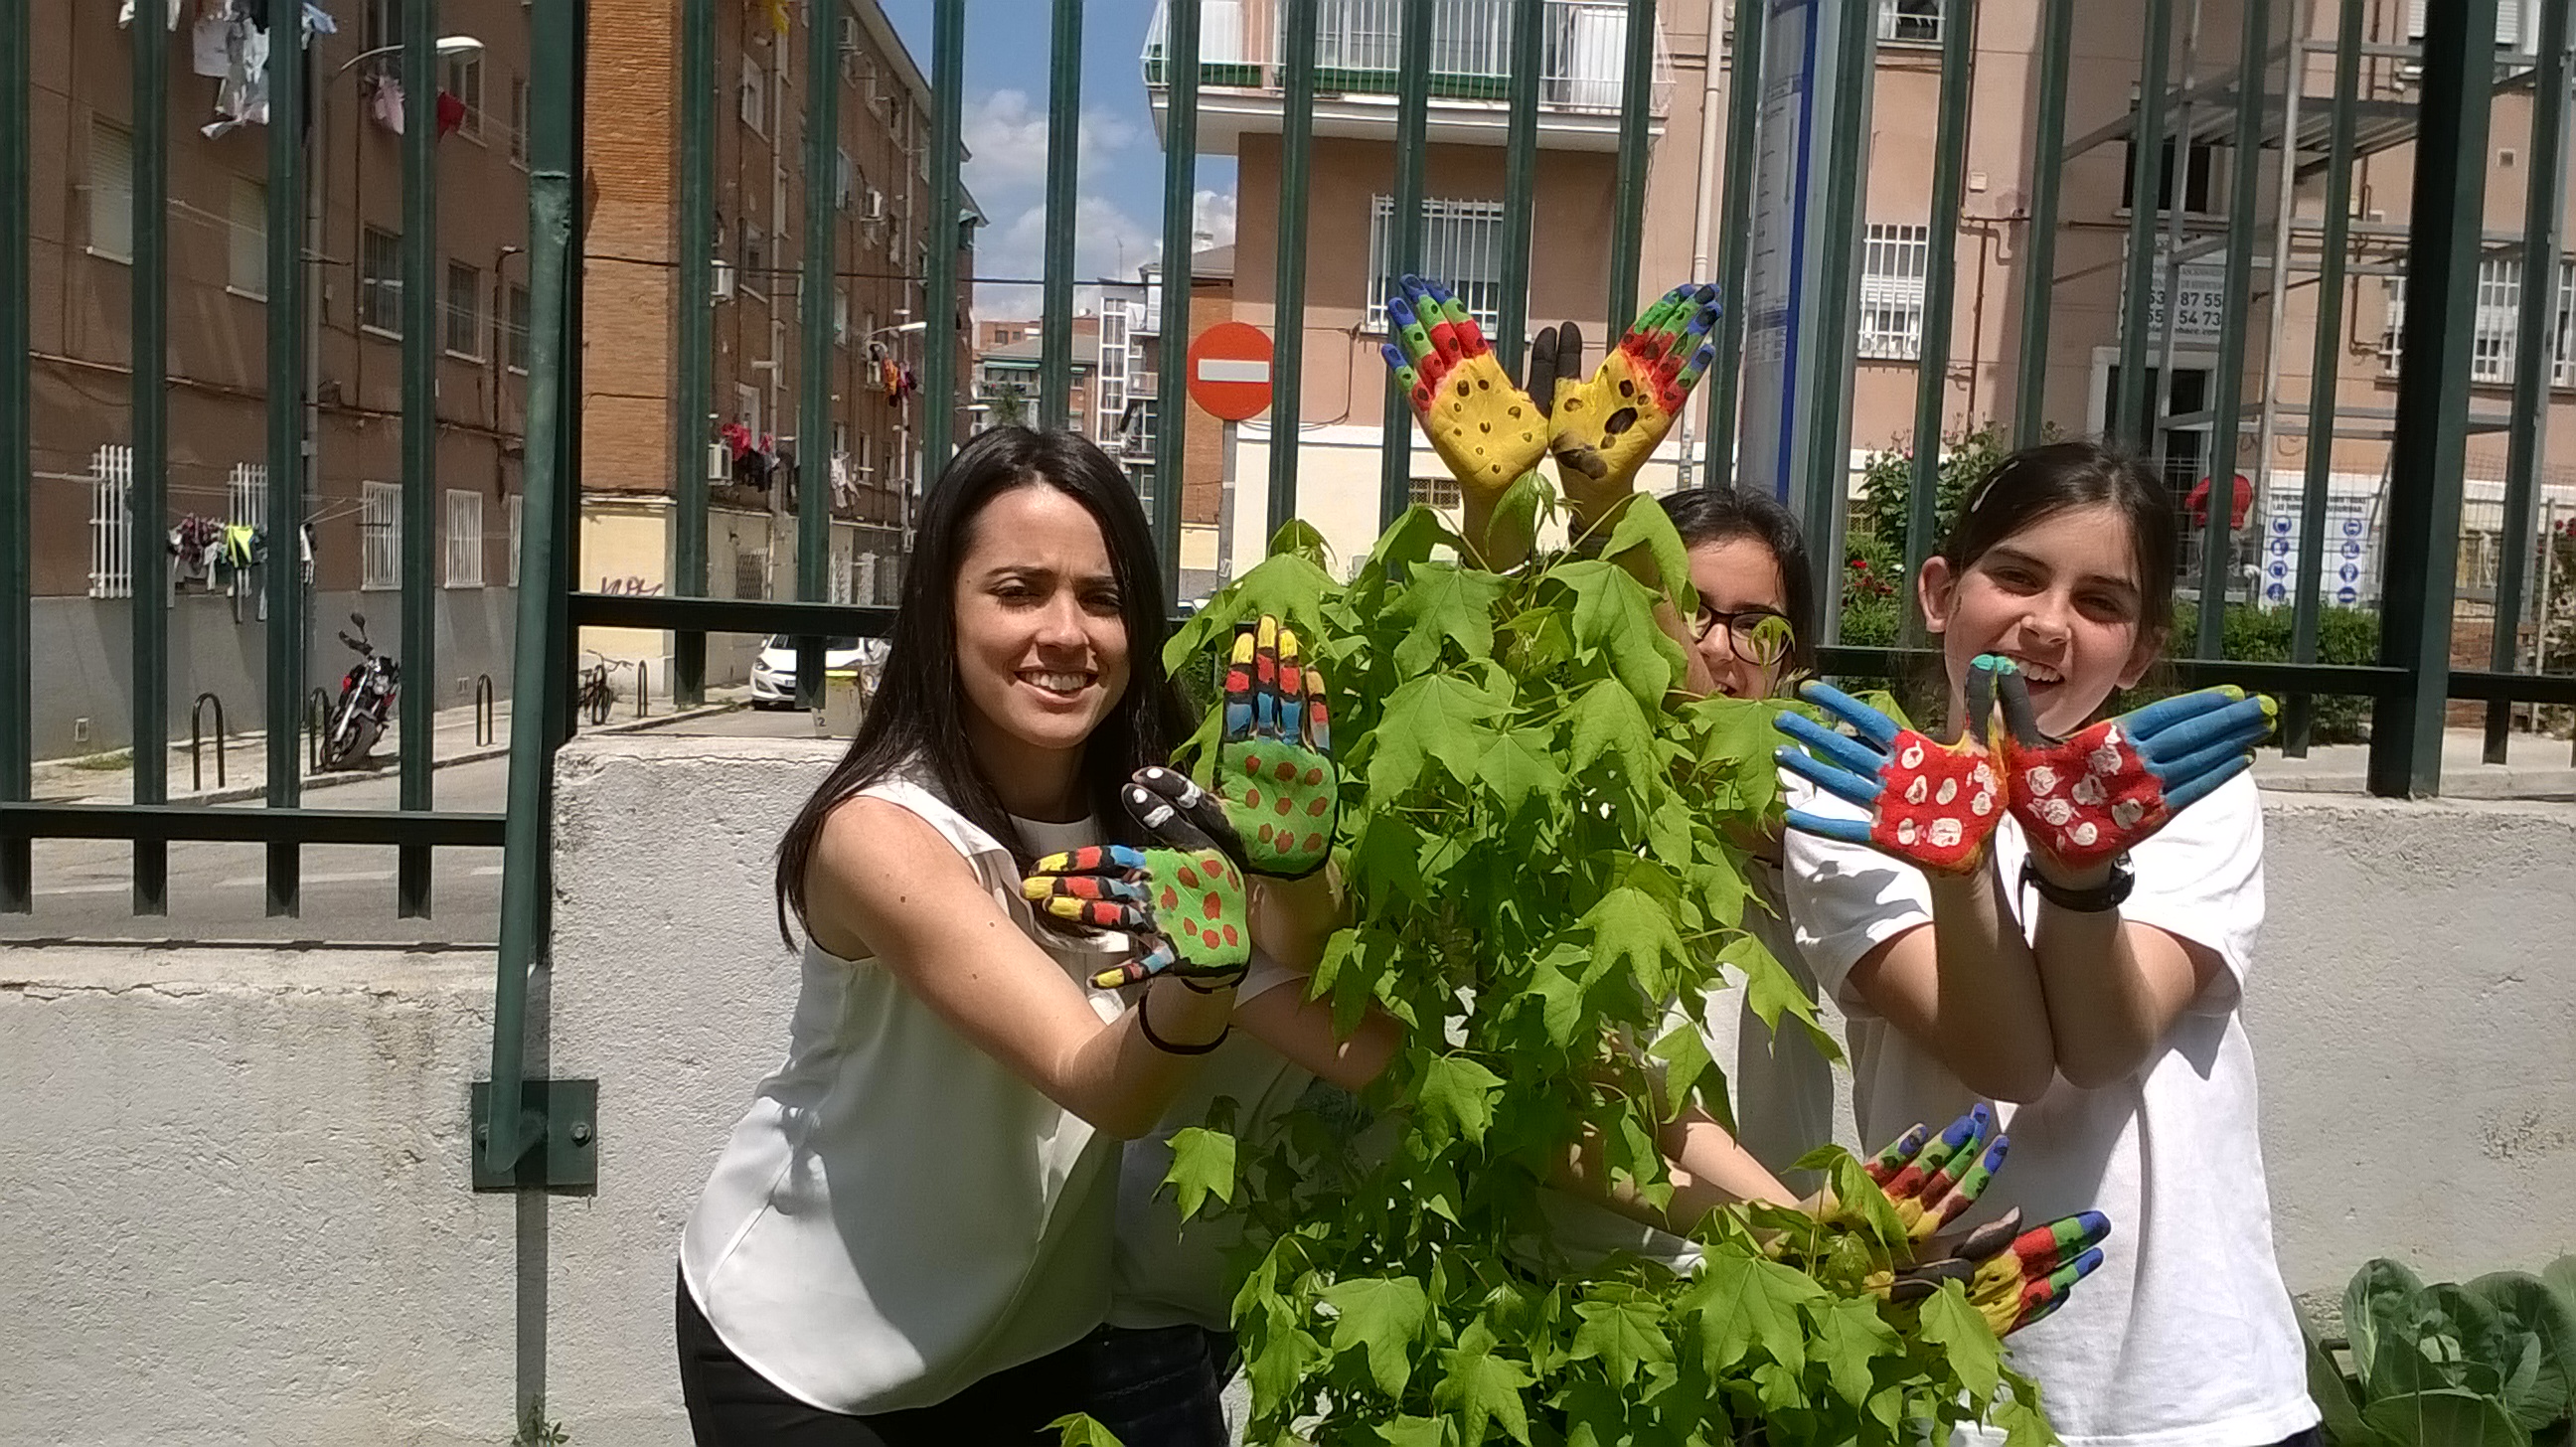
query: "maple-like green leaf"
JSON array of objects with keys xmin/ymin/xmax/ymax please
[
  {"xmin": 1358, "ymin": 504, "xmax": 1469, "ymax": 584},
  {"xmin": 1436, "ymin": 1327, "xmax": 1535, "ymax": 1445},
  {"xmin": 1046, "ymin": 1412, "xmax": 1131, "ymax": 1447},
  {"xmin": 1686, "ymin": 1249, "xmax": 1824, "ymax": 1375},
  {"xmin": 1321, "ymin": 1275, "xmax": 1432, "ymax": 1398},
  {"xmin": 1371, "ymin": 673, "xmax": 1504, "ymax": 795},
  {"xmin": 1522, "ymin": 943, "xmax": 1591, "ymax": 1047},
  {"xmin": 1416, "ymin": 1052, "xmax": 1506, "ymax": 1149},
  {"xmin": 1569, "ymin": 678, "xmax": 1657, "ymax": 793},
  {"xmin": 1582, "ymin": 886, "xmax": 1687, "ymax": 1003},
  {"xmin": 1915, "ymin": 1281, "xmax": 2005, "ymax": 1400},
  {"xmin": 1556, "ymin": 561, "xmax": 1680, "ymax": 712},
  {"xmin": 1572, "ymin": 1296, "xmax": 1676, "ymax": 1389},
  {"xmin": 1390, "ymin": 562, "xmax": 1510, "ymax": 676},
  {"xmin": 1478, "ymin": 728, "xmax": 1566, "ymax": 824},
  {"xmin": 1649, "ymin": 1022, "xmax": 1714, "ymax": 1122},
  {"xmin": 1597, "ymin": 492, "xmax": 1697, "ymax": 615},
  {"xmin": 1267, "ymin": 516, "xmax": 1335, "ymax": 567},
  {"xmin": 1809, "ymin": 1296, "xmax": 1901, "ymax": 1408},
  {"xmin": 1163, "ymin": 1125, "xmax": 1238, "ymax": 1221},
  {"xmin": 1991, "ymin": 1379, "xmax": 2056, "ymax": 1447},
  {"xmin": 1376, "ymin": 1416, "xmax": 1449, "ymax": 1447}
]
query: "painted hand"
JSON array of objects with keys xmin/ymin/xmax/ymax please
[
  {"xmin": 1878, "ymin": 1207, "xmax": 2113, "ymax": 1338},
  {"xmin": 1529, "ymin": 283, "xmax": 1722, "ymax": 531},
  {"xmin": 1134, "ymin": 616, "xmax": 1338, "ymax": 878},
  {"xmin": 1381, "ymin": 273, "xmax": 1548, "ymax": 512},
  {"xmin": 1996, "ymin": 665, "xmax": 2277, "ymax": 873},
  {"xmin": 1860, "ymin": 1103, "xmax": 2010, "ymax": 1244},
  {"xmin": 1022, "ymin": 804, "xmax": 1252, "ymax": 991},
  {"xmin": 1772, "ymin": 663, "xmax": 2007, "ymax": 875}
]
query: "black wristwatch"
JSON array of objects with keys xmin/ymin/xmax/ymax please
[{"xmin": 2021, "ymin": 854, "xmax": 2135, "ymax": 913}]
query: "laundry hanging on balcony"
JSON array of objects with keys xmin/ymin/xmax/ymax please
[
  {"xmin": 368, "ymin": 74, "xmax": 468, "ymax": 138},
  {"xmin": 201, "ymin": 1, "xmax": 339, "ymax": 140}
]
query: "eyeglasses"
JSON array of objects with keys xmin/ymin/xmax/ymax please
[{"xmin": 1690, "ymin": 606, "xmax": 1796, "ymax": 667}]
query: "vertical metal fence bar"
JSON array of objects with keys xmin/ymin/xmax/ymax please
[
  {"xmin": 490, "ymin": 0, "xmax": 580, "ymax": 1177},
  {"xmin": 920, "ymin": 0, "xmax": 966, "ymax": 491},
  {"xmin": 1, "ymin": 0, "xmax": 32, "ymax": 913},
  {"xmin": 2487, "ymin": 0, "xmax": 2570, "ymax": 760},
  {"xmin": 1906, "ymin": 0, "xmax": 1977, "ymax": 617},
  {"xmin": 674, "ymin": 0, "xmax": 715, "ymax": 708},
  {"xmin": 129, "ymin": 0, "xmax": 171, "ymax": 915},
  {"xmin": 1041, "ymin": 0, "xmax": 1084, "ymax": 433},
  {"xmin": 1379, "ymin": 0, "xmax": 1433, "ymax": 531},
  {"xmin": 398, "ymin": 0, "xmax": 440, "ymax": 917},
  {"xmin": 2115, "ymin": 0, "xmax": 2174, "ymax": 448},
  {"xmin": 1702, "ymin": 0, "xmax": 1766, "ymax": 492},
  {"xmin": 2012, "ymin": 0, "xmax": 2074, "ymax": 447},
  {"xmin": 2193, "ymin": 0, "xmax": 2271, "ymax": 661},
  {"xmin": 2369, "ymin": 0, "xmax": 2497, "ymax": 798},
  {"xmin": 797, "ymin": 0, "xmax": 840, "ymax": 707},
  {"xmin": 1269, "ymin": 0, "xmax": 1319, "ymax": 529},
  {"xmin": 2285, "ymin": 0, "xmax": 2363, "ymax": 757},
  {"xmin": 2150, "ymin": 0, "xmax": 2203, "ymax": 492},
  {"xmin": 1608, "ymin": 0, "xmax": 1658, "ymax": 329},
  {"xmin": 1154, "ymin": 0, "xmax": 1202, "ymax": 595},
  {"xmin": 263, "ymin": 0, "xmax": 308, "ymax": 915},
  {"xmin": 1495, "ymin": 0, "xmax": 1542, "ymax": 379},
  {"xmin": 1801, "ymin": 2, "xmax": 1875, "ymax": 643}
]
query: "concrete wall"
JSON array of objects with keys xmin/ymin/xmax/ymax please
[{"xmin": 5, "ymin": 734, "xmax": 2573, "ymax": 1445}]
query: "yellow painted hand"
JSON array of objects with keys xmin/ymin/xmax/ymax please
[
  {"xmin": 1530, "ymin": 284, "xmax": 1723, "ymax": 533},
  {"xmin": 1381, "ymin": 275, "xmax": 1548, "ymax": 563}
]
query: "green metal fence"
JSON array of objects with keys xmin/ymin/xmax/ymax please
[{"xmin": 5, "ymin": 0, "xmax": 2575, "ymax": 1190}]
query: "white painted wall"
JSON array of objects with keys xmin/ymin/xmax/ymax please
[{"xmin": 6, "ymin": 735, "xmax": 2573, "ymax": 1445}]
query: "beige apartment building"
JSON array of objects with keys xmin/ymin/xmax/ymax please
[
  {"xmin": 1154, "ymin": 0, "xmax": 2576, "ymax": 630},
  {"xmin": 580, "ymin": 0, "xmax": 971, "ymax": 684},
  {"xmin": 20, "ymin": 0, "xmax": 538, "ymax": 760}
]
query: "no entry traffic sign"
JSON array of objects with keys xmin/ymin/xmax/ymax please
[{"xmin": 1186, "ymin": 321, "xmax": 1274, "ymax": 421}]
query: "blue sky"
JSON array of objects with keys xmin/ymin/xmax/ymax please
[{"xmin": 877, "ymin": 0, "xmax": 1239, "ymax": 317}]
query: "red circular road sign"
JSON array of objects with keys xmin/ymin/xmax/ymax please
[{"xmin": 1185, "ymin": 321, "xmax": 1275, "ymax": 421}]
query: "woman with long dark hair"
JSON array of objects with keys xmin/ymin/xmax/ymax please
[{"xmin": 675, "ymin": 426, "xmax": 1279, "ymax": 1446}]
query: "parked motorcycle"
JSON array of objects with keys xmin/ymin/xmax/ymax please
[{"xmin": 320, "ymin": 611, "xmax": 400, "ymax": 770}]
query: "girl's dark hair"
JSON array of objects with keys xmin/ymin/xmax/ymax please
[
  {"xmin": 1656, "ymin": 485, "xmax": 1817, "ymax": 673},
  {"xmin": 773, "ymin": 425, "xmax": 1188, "ymax": 947},
  {"xmin": 1935, "ymin": 440, "xmax": 2178, "ymax": 643}
]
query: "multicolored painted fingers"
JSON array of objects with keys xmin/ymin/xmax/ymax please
[
  {"xmin": 1972, "ymin": 1212, "xmax": 2111, "ymax": 1337},
  {"xmin": 1033, "ymin": 840, "xmax": 1249, "ymax": 991},
  {"xmin": 1864, "ymin": 1122, "xmax": 1933, "ymax": 1187},
  {"xmin": 1383, "ymin": 277, "xmax": 1548, "ymax": 506},
  {"xmin": 1201, "ymin": 615, "xmax": 1340, "ymax": 879},
  {"xmin": 1870, "ymin": 1104, "xmax": 2005, "ymax": 1241}
]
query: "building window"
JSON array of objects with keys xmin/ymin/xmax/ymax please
[
  {"xmin": 740, "ymin": 56, "xmax": 765, "ymax": 132},
  {"xmin": 1857, "ymin": 223, "xmax": 1931, "ymax": 361},
  {"xmin": 88, "ymin": 443, "xmax": 134, "ymax": 599},
  {"xmin": 1366, "ymin": 196, "xmax": 1509, "ymax": 332},
  {"xmin": 736, "ymin": 383, "xmax": 762, "ymax": 441},
  {"xmin": 836, "ymin": 147, "xmax": 853, "ymax": 209},
  {"xmin": 444, "ymin": 489, "xmax": 484, "ymax": 587},
  {"xmin": 2380, "ymin": 257, "xmax": 2562, "ymax": 386},
  {"xmin": 734, "ymin": 546, "xmax": 768, "ymax": 601},
  {"xmin": 508, "ymin": 75, "xmax": 529, "ymax": 165},
  {"xmin": 504, "ymin": 281, "xmax": 532, "ymax": 372},
  {"xmin": 89, "ymin": 119, "xmax": 133, "ymax": 260},
  {"xmin": 2121, "ymin": 125, "xmax": 2221, "ymax": 216},
  {"xmin": 1878, "ymin": 0, "xmax": 1941, "ymax": 44},
  {"xmin": 445, "ymin": 260, "xmax": 483, "ymax": 359},
  {"xmin": 835, "ymin": 287, "xmax": 849, "ymax": 344},
  {"xmin": 444, "ymin": 52, "xmax": 483, "ymax": 138},
  {"xmin": 228, "ymin": 463, "xmax": 268, "ymax": 531},
  {"xmin": 2407, "ymin": 0, "xmax": 2545, "ymax": 52},
  {"xmin": 361, "ymin": 481, "xmax": 402, "ymax": 590},
  {"xmin": 507, "ymin": 492, "xmax": 523, "ymax": 581},
  {"xmin": 229, "ymin": 178, "xmax": 266, "ymax": 297},
  {"xmin": 365, "ymin": 0, "xmax": 403, "ymax": 57},
  {"xmin": 742, "ymin": 225, "xmax": 766, "ymax": 298},
  {"xmin": 1409, "ymin": 475, "xmax": 1464, "ymax": 510},
  {"xmin": 360, "ymin": 226, "xmax": 402, "ymax": 335}
]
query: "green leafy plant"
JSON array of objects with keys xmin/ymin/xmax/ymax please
[
  {"xmin": 1852, "ymin": 422, "xmax": 2019, "ymax": 562},
  {"xmin": 510, "ymin": 1396, "xmax": 568, "ymax": 1447},
  {"xmin": 2306, "ymin": 1256, "xmax": 2576, "ymax": 1447},
  {"xmin": 1135, "ymin": 498, "xmax": 2052, "ymax": 1447}
]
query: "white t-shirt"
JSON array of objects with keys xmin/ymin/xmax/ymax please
[
  {"xmin": 680, "ymin": 772, "xmax": 1132, "ymax": 1414},
  {"xmin": 1786, "ymin": 770, "xmax": 2319, "ymax": 1447},
  {"xmin": 1682, "ymin": 863, "xmax": 1856, "ymax": 1193}
]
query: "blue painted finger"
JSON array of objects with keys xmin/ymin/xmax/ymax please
[
  {"xmin": 1793, "ymin": 681, "xmax": 1904, "ymax": 749},
  {"xmin": 2157, "ymin": 748, "xmax": 2251, "ymax": 813},
  {"xmin": 1783, "ymin": 806, "xmax": 1879, "ymax": 848},
  {"xmin": 1774, "ymin": 710, "xmax": 1890, "ymax": 779},
  {"xmin": 1774, "ymin": 744, "xmax": 1887, "ymax": 813},
  {"xmin": 2116, "ymin": 687, "xmax": 2244, "ymax": 742},
  {"xmin": 1675, "ymin": 340, "xmax": 1719, "ymax": 391},
  {"xmin": 2135, "ymin": 693, "xmax": 2275, "ymax": 762}
]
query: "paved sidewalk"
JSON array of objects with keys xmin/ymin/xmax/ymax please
[
  {"xmin": 2251, "ymin": 724, "xmax": 2576, "ymax": 799},
  {"xmin": 30, "ymin": 687, "xmax": 752, "ymax": 807}
]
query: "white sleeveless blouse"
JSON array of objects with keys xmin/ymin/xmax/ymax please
[{"xmin": 680, "ymin": 770, "xmax": 1132, "ymax": 1413}]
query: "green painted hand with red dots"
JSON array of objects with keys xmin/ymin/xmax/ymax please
[
  {"xmin": 1021, "ymin": 802, "xmax": 1251, "ymax": 992},
  {"xmin": 1141, "ymin": 615, "xmax": 1340, "ymax": 879}
]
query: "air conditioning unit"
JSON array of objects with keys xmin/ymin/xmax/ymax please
[
  {"xmin": 863, "ymin": 189, "xmax": 886, "ymax": 222},
  {"xmin": 708, "ymin": 442, "xmax": 729, "ymax": 483},
  {"xmin": 712, "ymin": 259, "xmax": 737, "ymax": 303}
]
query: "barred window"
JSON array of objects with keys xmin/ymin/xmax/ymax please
[
  {"xmin": 89, "ymin": 120, "xmax": 133, "ymax": 260},
  {"xmin": 360, "ymin": 227, "xmax": 402, "ymax": 335},
  {"xmin": 362, "ymin": 481, "xmax": 402, "ymax": 590},
  {"xmin": 1878, "ymin": 0, "xmax": 1941, "ymax": 44},
  {"xmin": 1367, "ymin": 196, "xmax": 1508, "ymax": 333},
  {"xmin": 229, "ymin": 179, "xmax": 266, "ymax": 297},
  {"xmin": 445, "ymin": 260, "xmax": 483, "ymax": 358},
  {"xmin": 444, "ymin": 489, "xmax": 484, "ymax": 588},
  {"xmin": 1858, "ymin": 224, "xmax": 1930, "ymax": 361},
  {"xmin": 2381, "ymin": 256, "xmax": 2555, "ymax": 386},
  {"xmin": 1409, "ymin": 475, "xmax": 1464, "ymax": 510}
]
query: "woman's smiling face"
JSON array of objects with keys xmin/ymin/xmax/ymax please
[
  {"xmin": 951, "ymin": 484, "xmax": 1132, "ymax": 773},
  {"xmin": 1918, "ymin": 501, "xmax": 2164, "ymax": 735}
]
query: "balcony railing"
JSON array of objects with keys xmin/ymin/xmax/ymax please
[{"xmin": 1144, "ymin": 0, "xmax": 1673, "ymax": 117}]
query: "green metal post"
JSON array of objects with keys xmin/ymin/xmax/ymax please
[
  {"xmin": 1907, "ymin": 0, "xmax": 1978, "ymax": 622},
  {"xmin": 490, "ymin": 0, "xmax": 580, "ymax": 1177},
  {"xmin": 920, "ymin": 0, "xmax": 965, "ymax": 487},
  {"xmin": 1495, "ymin": 0, "xmax": 1542, "ymax": 378},
  {"xmin": 1703, "ymin": 0, "xmax": 1767, "ymax": 490},
  {"xmin": 2012, "ymin": 0, "xmax": 2074, "ymax": 447},
  {"xmin": 2192, "ymin": 0, "xmax": 2271, "ymax": 661},
  {"xmin": 674, "ymin": 0, "xmax": 715, "ymax": 708},
  {"xmin": 1040, "ymin": 0, "xmax": 1083, "ymax": 433},
  {"xmin": 2368, "ymin": 0, "xmax": 2497, "ymax": 798},
  {"xmin": 1, "ymin": 0, "xmax": 28, "ymax": 912},
  {"xmin": 1154, "ymin": 0, "xmax": 1202, "ymax": 596},
  {"xmin": 130, "ymin": 0, "xmax": 170, "ymax": 914},
  {"xmin": 1269, "ymin": 0, "xmax": 1319, "ymax": 529},
  {"xmin": 1799, "ymin": 0, "xmax": 1876, "ymax": 643},
  {"xmin": 797, "ymin": 0, "xmax": 840, "ymax": 707},
  {"xmin": 263, "ymin": 0, "xmax": 308, "ymax": 915},
  {"xmin": 2486, "ymin": 0, "xmax": 2570, "ymax": 760},
  {"xmin": 1608, "ymin": 0, "xmax": 1658, "ymax": 329},
  {"xmin": 2285, "ymin": 0, "xmax": 2365, "ymax": 756},
  {"xmin": 1378, "ymin": 0, "xmax": 1433, "ymax": 531},
  {"xmin": 398, "ymin": 0, "xmax": 440, "ymax": 917},
  {"xmin": 2115, "ymin": 0, "xmax": 2174, "ymax": 447}
]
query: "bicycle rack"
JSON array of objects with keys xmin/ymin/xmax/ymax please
[
  {"xmin": 306, "ymin": 687, "xmax": 331, "ymax": 773},
  {"xmin": 189, "ymin": 692, "xmax": 226, "ymax": 790},
  {"xmin": 473, "ymin": 674, "xmax": 496, "ymax": 746}
]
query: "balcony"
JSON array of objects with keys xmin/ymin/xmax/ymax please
[{"xmin": 1143, "ymin": 0, "xmax": 1672, "ymax": 155}]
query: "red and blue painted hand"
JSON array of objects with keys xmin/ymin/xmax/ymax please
[
  {"xmin": 1996, "ymin": 665, "xmax": 2277, "ymax": 873},
  {"xmin": 1022, "ymin": 802, "xmax": 1251, "ymax": 991},
  {"xmin": 1864, "ymin": 1103, "xmax": 2011, "ymax": 1243},
  {"xmin": 1880, "ymin": 1207, "xmax": 2113, "ymax": 1338},
  {"xmin": 1772, "ymin": 663, "xmax": 2008, "ymax": 875},
  {"xmin": 1380, "ymin": 274, "xmax": 1548, "ymax": 508}
]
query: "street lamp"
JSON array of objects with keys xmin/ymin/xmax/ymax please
[{"xmin": 334, "ymin": 35, "xmax": 486, "ymax": 77}]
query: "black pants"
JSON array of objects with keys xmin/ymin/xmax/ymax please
[
  {"xmin": 676, "ymin": 1270, "xmax": 1093, "ymax": 1446},
  {"xmin": 1076, "ymin": 1324, "xmax": 1237, "ymax": 1447}
]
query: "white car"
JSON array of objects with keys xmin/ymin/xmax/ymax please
[{"xmin": 748, "ymin": 635, "xmax": 885, "ymax": 708}]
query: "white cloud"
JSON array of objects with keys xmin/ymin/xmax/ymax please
[
  {"xmin": 1192, "ymin": 188, "xmax": 1236, "ymax": 251},
  {"xmin": 960, "ymin": 89, "xmax": 1167, "ymax": 317},
  {"xmin": 972, "ymin": 193, "xmax": 1161, "ymax": 320}
]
